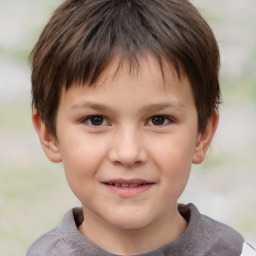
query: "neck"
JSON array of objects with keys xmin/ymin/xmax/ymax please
[{"xmin": 78, "ymin": 204, "xmax": 188, "ymax": 255}]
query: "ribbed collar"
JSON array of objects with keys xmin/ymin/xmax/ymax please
[{"xmin": 58, "ymin": 203, "xmax": 244, "ymax": 256}]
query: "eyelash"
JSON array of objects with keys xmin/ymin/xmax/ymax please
[
  {"xmin": 146, "ymin": 115, "xmax": 174, "ymax": 126},
  {"xmin": 81, "ymin": 115, "xmax": 109, "ymax": 126},
  {"xmin": 81, "ymin": 115, "xmax": 174, "ymax": 127}
]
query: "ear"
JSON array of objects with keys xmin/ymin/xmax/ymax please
[
  {"xmin": 32, "ymin": 109, "xmax": 62, "ymax": 163},
  {"xmin": 193, "ymin": 109, "xmax": 219, "ymax": 164}
]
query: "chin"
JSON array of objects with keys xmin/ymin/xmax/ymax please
[{"xmin": 107, "ymin": 212, "xmax": 153, "ymax": 230}]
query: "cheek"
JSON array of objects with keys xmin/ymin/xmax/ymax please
[
  {"xmin": 149, "ymin": 134, "xmax": 196, "ymax": 190},
  {"xmin": 155, "ymin": 147, "xmax": 192, "ymax": 203},
  {"xmin": 58, "ymin": 137, "xmax": 107, "ymax": 192},
  {"xmin": 150, "ymin": 134, "xmax": 196, "ymax": 169},
  {"xmin": 60, "ymin": 133, "xmax": 107, "ymax": 168}
]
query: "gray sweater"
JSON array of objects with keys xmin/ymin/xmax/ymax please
[{"xmin": 27, "ymin": 203, "xmax": 255, "ymax": 256}]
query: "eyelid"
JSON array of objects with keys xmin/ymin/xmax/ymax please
[
  {"xmin": 146, "ymin": 115, "xmax": 175, "ymax": 126},
  {"xmin": 80, "ymin": 114, "xmax": 175, "ymax": 127},
  {"xmin": 81, "ymin": 115, "xmax": 110, "ymax": 126}
]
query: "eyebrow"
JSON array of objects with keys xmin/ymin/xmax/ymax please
[
  {"xmin": 142, "ymin": 102, "xmax": 186, "ymax": 112},
  {"xmin": 70, "ymin": 101, "xmax": 185, "ymax": 113},
  {"xmin": 71, "ymin": 102, "xmax": 109, "ymax": 111}
]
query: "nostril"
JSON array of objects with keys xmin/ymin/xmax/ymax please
[
  {"xmin": 108, "ymin": 137, "xmax": 148, "ymax": 167},
  {"xmin": 112, "ymin": 159, "xmax": 138, "ymax": 166},
  {"xmin": 111, "ymin": 159, "xmax": 144, "ymax": 168},
  {"xmin": 134, "ymin": 160, "xmax": 143, "ymax": 166}
]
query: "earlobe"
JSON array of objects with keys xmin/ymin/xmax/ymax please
[
  {"xmin": 192, "ymin": 109, "xmax": 219, "ymax": 164},
  {"xmin": 32, "ymin": 110, "xmax": 62, "ymax": 163}
]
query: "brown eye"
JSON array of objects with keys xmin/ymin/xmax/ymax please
[
  {"xmin": 82, "ymin": 115, "xmax": 110, "ymax": 127},
  {"xmin": 90, "ymin": 116, "xmax": 104, "ymax": 126},
  {"xmin": 151, "ymin": 116, "xmax": 166, "ymax": 125}
]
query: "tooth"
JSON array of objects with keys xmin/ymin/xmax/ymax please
[
  {"xmin": 129, "ymin": 184, "xmax": 138, "ymax": 187},
  {"xmin": 115, "ymin": 183, "xmax": 121, "ymax": 187},
  {"xmin": 121, "ymin": 183, "xmax": 129, "ymax": 187}
]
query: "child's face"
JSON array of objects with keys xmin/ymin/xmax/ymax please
[{"xmin": 35, "ymin": 55, "xmax": 216, "ymax": 233}]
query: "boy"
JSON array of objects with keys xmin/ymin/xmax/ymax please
[{"xmin": 27, "ymin": 0, "xmax": 255, "ymax": 255}]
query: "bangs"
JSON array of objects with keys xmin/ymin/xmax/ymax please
[
  {"xmin": 31, "ymin": 0, "xmax": 220, "ymax": 136},
  {"xmin": 45, "ymin": 0, "xmax": 184, "ymax": 90}
]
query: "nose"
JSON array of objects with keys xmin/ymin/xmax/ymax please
[{"xmin": 108, "ymin": 126, "xmax": 148, "ymax": 167}]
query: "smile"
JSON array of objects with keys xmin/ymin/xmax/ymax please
[
  {"xmin": 104, "ymin": 182, "xmax": 149, "ymax": 188},
  {"xmin": 102, "ymin": 179, "xmax": 154, "ymax": 197}
]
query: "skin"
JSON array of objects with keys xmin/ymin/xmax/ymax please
[{"xmin": 33, "ymin": 55, "xmax": 218, "ymax": 255}]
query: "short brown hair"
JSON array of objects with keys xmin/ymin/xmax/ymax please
[{"xmin": 31, "ymin": 0, "xmax": 221, "ymax": 136}]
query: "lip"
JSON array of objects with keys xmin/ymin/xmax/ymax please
[{"xmin": 102, "ymin": 179, "xmax": 155, "ymax": 197}]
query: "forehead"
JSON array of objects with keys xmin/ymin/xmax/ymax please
[
  {"xmin": 59, "ymin": 54, "xmax": 195, "ymax": 113},
  {"xmin": 68, "ymin": 53, "xmax": 185, "ymax": 91}
]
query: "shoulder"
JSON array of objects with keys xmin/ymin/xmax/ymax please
[
  {"xmin": 200, "ymin": 211, "xmax": 243, "ymax": 241},
  {"xmin": 27, "ymin": 208, "xmax": 84, "ymax": 256},
  {"xmin": 200, "ymin": 213, "xmax": 256, "ymax": 256},
  {"xmin": 200, "ymin": 211, "xmax": 245, "ymax": 255},
  {"xmin": 240, "ymin": 242, "xmax": 256, "ymax": 256},
  {"xmin": 179, "ymin": 204, "xmax": 245, "ymax": 256},
  {"xmin": 26, "ymin": 227, "xmax": 67, "ymax": 256}
]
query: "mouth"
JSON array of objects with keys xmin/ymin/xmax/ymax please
[
  {"xmin": 103, "ymin": 182, "xmax": 151, "ymax": 188},
  {"xmin": 102, "ymin": 179, "xmax": 154, "ymax": 197}
]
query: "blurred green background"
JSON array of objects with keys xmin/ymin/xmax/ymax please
[{"xmin": 0, "ymin": 0, "xmax": 255, "ymax": 255}]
